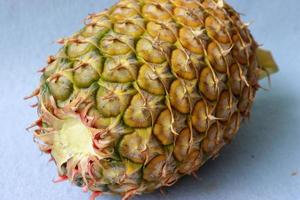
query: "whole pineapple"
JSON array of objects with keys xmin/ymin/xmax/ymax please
[{"xmin": 27, "ymin": 0, "xmax": 278, "ymax": 199}]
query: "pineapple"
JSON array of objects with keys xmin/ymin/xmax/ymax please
[{"xmin": 27, "ymin": 0, "xmax": 278, "ymax": 199}]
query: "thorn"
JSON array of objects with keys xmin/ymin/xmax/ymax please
[
  {"xmin": 37, "ymin": 143, "xmax": 52, "ymax": 154},
  {"xmin": 57, "ymin": 38, "xmax": 65, "ymax": 44},
  {"xmin": 238, "ymin": 12, "xmax": 246, "ymax": 16},
  {"xmin": 49, "ymin": 73, "xmax": 61, "ymax": 82},
  {"xmin": 82, "ymin": 185, "xmax": 88, "ymax": 193},
  {"xmin": 192, "ymin": 172, "xmax": 200, "ymax": 180},
  {"xmin": 160, "ymin": 188, "xmax": 166, "ymax": 196},
  {"xmin": 90, "ymin": 191, "xmax": 102, "ymax": 200},
  {"xmin": 47, "ymin": 56, "xmax": 56, "ymax": 64},
  {"xmin": 241, "ymin": 75, "xmax": 250, "ymax": 87},
  {"xmin": 30, "ymin": 103, "xmax": 39, "ymax": 108},
  {"xmin": 84, "ymin": 13, "xmax": 95, "ymax": 25},
  {"xmin": 87, "ymin": 13, "xmax": 96, "ymax": 20},
  {"xmin": 71, "ymin": 62, "xmax": 89, "ymax": 72},
  {"xmin": 241, "ymin": 21, "xmax": 254, "ymax": 28},
  {"xmin": 221, "ymin": 45, "xmax": 234, "ymax": 56},
  {"xmin": 70, "ymin": 38, "xmax": 84, "ymax": 44},
  {"xmin": 212, "ymin": 153, "xmax": 220, "ymax": 160},
  {"xmin": 26, "ymin": 117, "xmax": 42, "ymax": 131},
  {"xmin": 255, "ymin": 83, "xmax": 269, "ymax": 91},
  {"xmin": 207, "ymin": 114, "xmax": 222, "ymax": 121},
  {"xmin": 48, "ymin": 157, "xmax": 55, "ymax": 163},
  {"xmin": 291, "ymin": 171, "xmax": 298, "ymax": 176},
  {"xmin": 24, "ymin": 88, "xmax": 40, "ymax": 100},
  {"xmin": 257, "ymin": 43, "xmax": 264, "ymax": 48},
  {"xmin": 45, "ymin": 149, "xmax": 52, "ymax": 154},
  {"xmin": 52, "ymin": 175, "xmax": 68, "ymax": 183},
  {"xmin": 122, "ymin": 189, "xmax": 137, "ymax": 200},
  {"xmin": 37, "ymin": 67, "xmax": 46, "ymax": 73}
]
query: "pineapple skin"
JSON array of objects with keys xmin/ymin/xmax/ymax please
[{"xmin": 30, "ymin": 0, "xmax": 259, "ymax": 199}]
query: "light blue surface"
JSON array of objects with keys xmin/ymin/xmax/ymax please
[{"xmin": 0, "ymin": 0, "xmax": 299, "ymax": 200}]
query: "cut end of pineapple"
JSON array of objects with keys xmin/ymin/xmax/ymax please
[{"xmin": 52, "ymin": 118, "xmax": 96, "ymax": 168}]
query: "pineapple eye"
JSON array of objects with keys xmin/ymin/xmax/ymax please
[
  {"xmin": 172, "ymin": 0, "xmax": 199, "ymax": 8},
  {"xmin": 118, "ymin": 128, "xmax": 152, "ymax": 163},
  {"xmin": 102, "ymin": 56, "xmax": 138, "ymax": 83},
  {"xmin": 202, "ymin": 123, "xmax": 219, "ymax": 153},
  {"xmin": 198, "ymin": 67, "xmax": 219, "ymax": 101},
  {"xmin": 178, "ymin": 150, "xmax": 203, "ymax": 174},
  {"xmin": 174, "ymin": 7, "xmax": 203, "ymax": 27},
  {"xmin": 142, "ymin": 4, "xmax": 171, "ymax": 21},
  {"xmin": 173, "ymin": 128, "xmax": 191, "ymax": 162},
  {"xmin": 232, "ymin": 34, "xmax": 250, "ymax": 65},
  {"xmin": 146, "ymin": 21, "xmax": 177, "ymax": 43},
  {"xmin": 136, "ymin": 38, "xmax": 166, "ymax": 64},
  {"xmin": 80, "ymin": 24, "xmax": 110, "ymax": 38},
  {"xmin": 96, "ymin": 86, "xmax": 122, "ymax": 117},
  {"xmin": 123, "ymin": 94, "xmax": 152, "ymax": 128},
  {"xmin": 137, "ymin": 64, "xmax": 165, "ymax": 95},
  {"xmin": 48, "ymin": 76, "xmax": 73, "ymax": 101},
  {"xmin": 205, "ymin": 16, "xmax": 232, "ymax": 44},
  {"xmin": 179, "ymin": 27, "xmax": 204, "ymax": 54},
  {"xmin": 100, "ymin": 160, "xmax": 126, "ymax": 183},
  {"xmin": 229, "ymin": 63, "xmax": 245, "ymax": 96},
  {"xmin": 73, "ymin": 63, "xmax": 99, "ymax": 88},
  {"xmin": 114, "ymin": 21, "xmax": 145, "ymax": 38},
  {"xmin": 171, "ymin": 48, "xmax": 196, "ymax": 80},
  {"xmin": 99, "ymin": 33, "xmax": 133, "ymax": 56},
  {"xmin": 238, "ymin": 85, "xmax": 254, "ymax": 114},
  {"xmin": 153, "ymin": 109, "xmax": 173, "ymax": 145},
  {"xmin": 216, "ymin": 90, "xmax": 235, "ymax": 120},
  {"xmin": 110, "ymin": 6, "xmax": 138, "ymax": 21},
  {"xmin": 207, "ymin": 42, "xmax": 232, "ymax": 73},
  {"xmin": 169, "ymin": 79, "xmax": 190, "ymax": 114},
  {"xmin": 191, "ymin": 100, "xmax": 210, "ymax": 133},
  {"xmin": 224, "ymin": 112, "xmax": 240, "ymax": 141},
  {"xmin": 96, "ymin": 82, "xmax": 135, "ymax": 118},
  {"xmin": 66, "ymin": 41, "xmax": 93, "ymax": 58},
  {"xmin": 143, "ymin": 155, "xmax": 166, "ymax": 181}
]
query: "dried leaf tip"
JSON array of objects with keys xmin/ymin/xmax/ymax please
[
  {"xmin": 24, "ymin": 88, "xmax": 40, "ymax": 100},
  {"xmin": 52, "ymin": 175, "xmax": 68, "ymax": 183}
]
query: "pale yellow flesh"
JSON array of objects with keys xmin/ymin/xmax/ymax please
[{"xmin": 52, "ymin": 119, "xmax": 96, "ymax": 168}]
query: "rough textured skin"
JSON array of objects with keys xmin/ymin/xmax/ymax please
[{"xmin": 29, "ymin": 0, "xmax": 260, "ymax": 199}]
